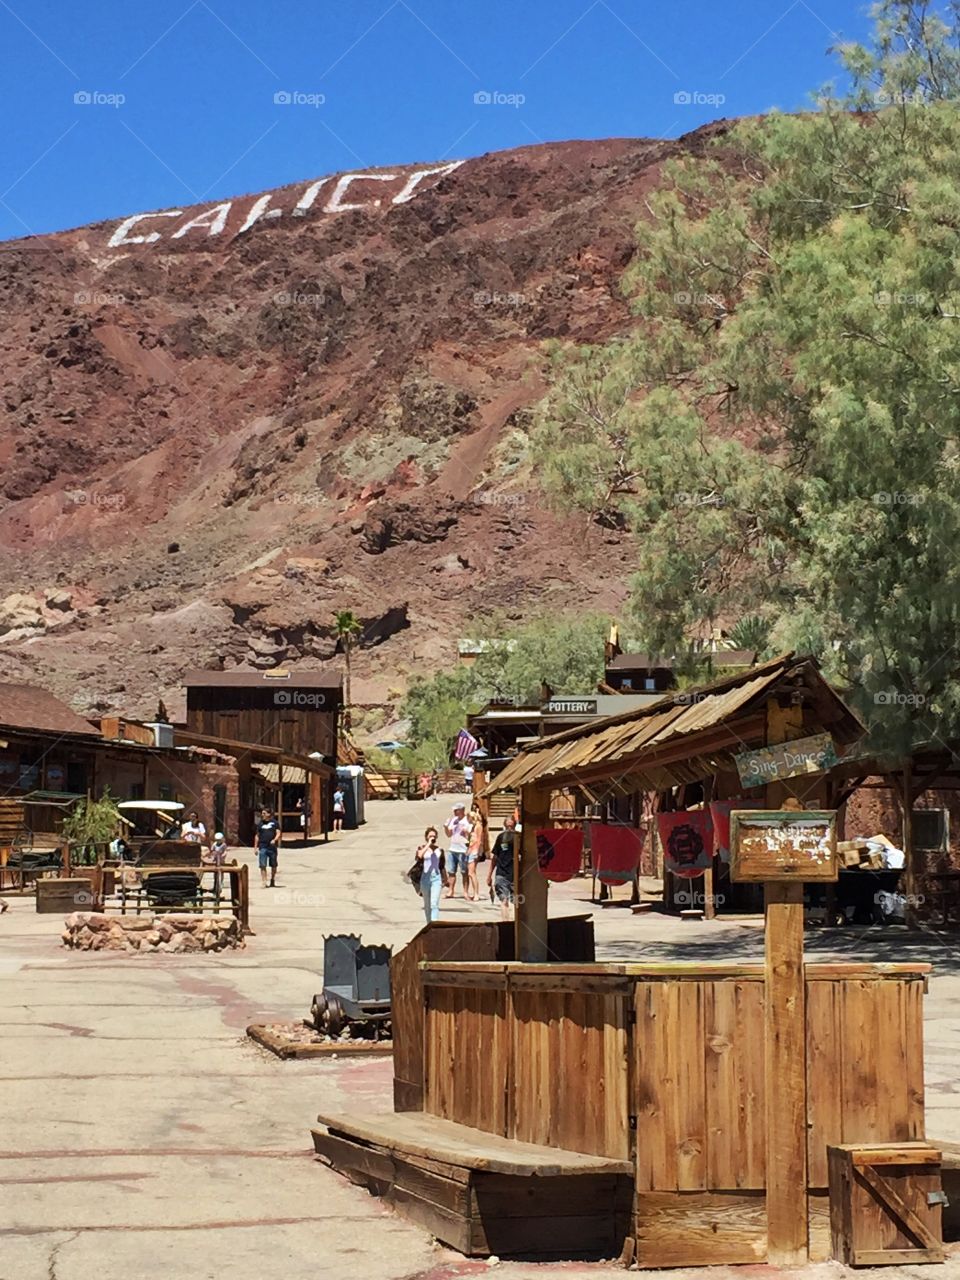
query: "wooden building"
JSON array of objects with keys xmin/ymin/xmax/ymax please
[
  {"xmin": 0, "ymin": 683, "xmax": 241, "ymax": 841},
  {"xmin": 182, "ymin": 670, "xmax": 340, "ymax": 841},
  {"xmin": 184, "ymin": 669, "xmax": 341, "ymax": 759}
]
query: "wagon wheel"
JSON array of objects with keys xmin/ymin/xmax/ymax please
[
  {"xmin": 310, "ymin": 993, "xmax": 328, "ymax": 1032},
  {"xmin": 323, "ymin": 995, "xmax": 346, "ymax": 1037}
]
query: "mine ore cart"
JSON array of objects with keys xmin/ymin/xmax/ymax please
[{"xmin": 311, "ymin": 933, "xmax": 392, "ymax": 1039}]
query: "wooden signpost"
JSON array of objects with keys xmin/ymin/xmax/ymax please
[{"xmin": 729, "ymin": 807, "xmax": 838, "ymax": 1266}]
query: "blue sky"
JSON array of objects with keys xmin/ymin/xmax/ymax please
[{"xmin": 0, "ymin": 0, "xmax": 873, "ymax": 241}]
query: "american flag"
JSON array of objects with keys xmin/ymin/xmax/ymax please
[{"xmin": 454, "ymin": 728, "xmax": 480, "ymax": 761}]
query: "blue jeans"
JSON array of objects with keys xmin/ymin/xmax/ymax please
[{"xmin": 421, "ymin": 869, "xmax": 443, "ymax": 922}]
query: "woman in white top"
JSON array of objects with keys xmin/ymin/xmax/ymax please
[{"xmin": 415, "ymin": 826, "xmax": 445, "ymax": 922}]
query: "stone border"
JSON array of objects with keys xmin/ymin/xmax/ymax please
[
  {"xmin": 63, "ymin": 911, "xmax": 244, "ymax": 952},
  {"xmin": 247, "ymin": 1022, "xmax": 393, "ymax": 1060}
]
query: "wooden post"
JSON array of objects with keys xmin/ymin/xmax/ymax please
[
  {"xmin": 763, "ymin": 693, "xmax": 809, "ymax": 1265},
  {"xmin": 515, "ymin": 784, "xmax": 551, "ymax": 962},
  {"xmin": 277, "ymin": 760, "xmax": 284, "ymax": 848},
  {"xmin": 764, "ymin": 880, "xmax": 808, "ymax": 1263},
  {"xmin": 702, "ymin": 862, "xmax": 716, "ymax": 919},
  {"xmin": 238, "ymin": 862, "xmax": 250, "ymax": 934}
]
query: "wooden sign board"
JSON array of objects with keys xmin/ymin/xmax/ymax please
[
  {"xmin": 729, "ymin": 810, "xmax": 837, "ymax": 883},
  {"xmin": 734, "ymin": 733, "xmax": 837, "ymax": 788}
]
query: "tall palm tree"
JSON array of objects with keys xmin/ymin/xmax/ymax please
[{"xmin": 334, "ymin": 610, "xmax": 363, "ymax": 730}]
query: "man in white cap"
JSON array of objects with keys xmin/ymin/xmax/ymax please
[{"xmin": 443, "ymin": 802, "xmax": 471, "ymax": 900}]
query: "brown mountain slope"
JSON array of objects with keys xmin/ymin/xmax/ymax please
[{"xmin": 0, "ymin": 124, "xmax": 730, "ymax": 725}]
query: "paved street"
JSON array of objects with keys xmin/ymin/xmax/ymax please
[{"xmin": 1, "ymin": 798, "xmax": 959, "ymax": 1280}]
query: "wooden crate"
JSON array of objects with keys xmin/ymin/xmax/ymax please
[
  {"xmin": 828, "ymin": 1143, "xmax": 945, "ymax": 1266},
  {"xmin": 36, "ymin": 876, "xmax": 98, "ymax": 913}
]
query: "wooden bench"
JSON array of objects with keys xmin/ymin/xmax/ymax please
[{"xmin": 313, "ymin": 1110, "xmax": 632, "ymax": 1259}]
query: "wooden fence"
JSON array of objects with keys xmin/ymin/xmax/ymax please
[
  {"xmin": 418, "ymin": 960, "xmax": 928, "ymax": 1264},
  {"xmin": 390, "ymin": 917, "xmax": 595, "ymax": 1113}
]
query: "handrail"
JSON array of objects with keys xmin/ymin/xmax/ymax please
[{"xmin": 420, "ymin": 959, "xmax": 932, "ymax": 981}]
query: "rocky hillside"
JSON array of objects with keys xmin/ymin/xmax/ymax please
[{"xmin": 0, "ymin": 124, "xmax": 728, "ymax": 730}]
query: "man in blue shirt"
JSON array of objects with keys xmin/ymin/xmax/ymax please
[{"xmin": 254, "ymin": 806, "xmax": 280, "ymax": 888}]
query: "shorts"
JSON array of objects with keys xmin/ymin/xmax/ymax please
[
  {"xmin": 446, "ymin": 849, "xmax": 467, "ymax": 876},
  {"xmin": 257, "ymin": 847, "xmax": 278, "ymax": 870},
  {"xmin": 494, "ymin": 875, "xmax": 514, "ymax": 903}
]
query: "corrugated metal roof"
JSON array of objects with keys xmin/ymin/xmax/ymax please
[
  {"xmin": 256, "ymin": 763, "xmax": 307, "ymax": 784},
  {"xmin": 482, "ymin": 655, "xmax": 861, "ymax": 795}
]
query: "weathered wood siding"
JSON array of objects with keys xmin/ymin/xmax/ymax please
[{"xmin": 420, "ymin": 963, "xmax": 926, "ymax": 1189}]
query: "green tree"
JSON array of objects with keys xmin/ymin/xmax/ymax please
[
  {"xmin": 398, "ymin": 612, "xmax": 614, "ymax": 761},
  {"xmin": 533, "ymin": 0, "xmax": 960, "ymax": 752},
  {"xmin": 401, "ymin": 665, "xmax": 480, "ymax": 767},
  {"xmin": 61, "ymin": 788, "xmax": 121, "ymax": 866},
  {"xmin": 473, "ymin": 613, "xmax": 610, "ymax": 703},
  {"xmin": 334, "ymin": 610, "xmax": 363, "ymax": 731}
]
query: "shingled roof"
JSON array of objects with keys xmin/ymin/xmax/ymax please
[{"xmin": 0, "ymin": 684, "xmax": 99, "ymax": 737}]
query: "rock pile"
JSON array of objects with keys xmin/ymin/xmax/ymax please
[{"xmin": 62, "ymin": 912, "xmax": 244, "ymax": 953}]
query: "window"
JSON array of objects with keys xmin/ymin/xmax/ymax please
[
  {"xmin": 621, "ymin": 677, "xmax": 633, "ymax": 690},
  {"xmin": 644, "ymin": 677, "xmax": 657, "ymax": 690},
  {"xmin": 65, "ymin": 761, "xmax": 88, "ymax": 794},
  {"xmin": 18, "ymin": 756, "xmax": 41, "ymax": 789},
  {"xmin": 912, "ymin": 808, "xmax": 948, "ymax": 852}
]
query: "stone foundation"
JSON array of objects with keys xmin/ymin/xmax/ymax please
[{"xmin": 62, "ymin": 912, "xmax": 244, "ymax": 953}]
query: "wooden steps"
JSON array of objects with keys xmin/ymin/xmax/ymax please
[{"xmin": 313, "ymin": 1110, "xmax": 631, "ymax": 1259}]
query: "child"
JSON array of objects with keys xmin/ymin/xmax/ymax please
[{"xmin": 203, "ymin": 831, "xmax": 229, "ymax": 899}]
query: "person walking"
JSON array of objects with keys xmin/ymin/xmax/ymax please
[
  {"xmin": 332, "ymin": 785, "xmax": 346, "ymax": 832},
  {"xmin": 253, "ymin": 806, "xmax": 280, "ymax": 888},
  {"xmin": 443, "ymin": 802, "xmax": 470, "ymax": 899},
  {"xmin": 463, "ymin": 761, "xmax": 474, "ymax": 794},
  {"xmin": 464, "ymin": 804, "xmax": 485, "ymax": 902},
  {"xmin": 415, "ymin": 826, "xmax": 445, "ymax": 922},
  {"xmin": 488, "ymin": 816, "xmax": 518, "ymax": 920}
]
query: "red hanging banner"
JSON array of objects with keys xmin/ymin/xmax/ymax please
[
  {"xmin": 589, "ymin": 823, "xmax": 644, "ymax": 884},
  {"xmin": 657, "ymin": 809, "xmax": 713, "ymax": 879},
  {"xmin": 535, "ymin": 828, "xmax": 584, "ymax": 882}
]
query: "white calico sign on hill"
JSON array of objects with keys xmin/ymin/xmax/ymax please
[{"xmin": 105, "ymin": 160, "xmax": 465, "ymax": 250}]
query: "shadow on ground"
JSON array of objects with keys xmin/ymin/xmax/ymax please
[{"xmin": 597, "ymin": 919, "xmax": 960, "ymax": 972}]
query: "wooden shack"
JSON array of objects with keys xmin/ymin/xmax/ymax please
[
  {"xmin": 184, "ymin": 669, "xmax": 340, "ymax": 759},
  {"xmin": 183, "ymin": 669, "xmax": 340, "ymax": 839},
  {"xmin": 314, "ymin": 655, "xmax": 938, "ymax": 1267}
]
